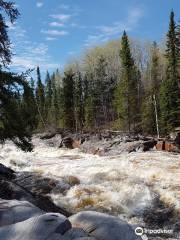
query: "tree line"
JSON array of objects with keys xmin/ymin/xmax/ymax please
[
  {"xmin": 0, "ymin": 1, "xmax": 180, "ymax": 151},
  {"xmin": 30, "ymin": 10, "xmax": 180, "ymax": 136}
]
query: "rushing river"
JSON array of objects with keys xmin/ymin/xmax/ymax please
[{"xmin": 0, "ymin": 137, "xmax": 179, "ymax": 225}]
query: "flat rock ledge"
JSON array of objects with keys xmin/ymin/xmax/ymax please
[{"xmin": 0, "ymin": 199, "xmax": 141, "ymax": 240}]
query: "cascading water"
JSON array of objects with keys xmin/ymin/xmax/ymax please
[{"xmin": 0, "ymin": 137, "xmax": 179, "ymax": 226}]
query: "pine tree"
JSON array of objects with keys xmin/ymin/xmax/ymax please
[
  {"xmin": 114, "ymin": 31, "xmax": 139, "ymax": 132},
  {"xmin": 160, "ymin": 11, "xmax": 180, "ymax": 134}
]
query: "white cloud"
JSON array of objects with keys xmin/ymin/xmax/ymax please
[
  {"xmin": 41, "ymin": 29, "xmax": 69, "ymax": 36},
  {"xmin": 46, "ymin": 37, "xmax": 57, "ymax": 41},
  {"xmin": 36, "ymin": 2, "xmax": 43, "ymax": 8},
  {"xmin": 50, "ymin": 14, "xmax": 71, "ymax": 22},
  {"xmin": 49, "ymin": 22, "xmax": 64, "ymax": 27},
  {"xmin": 85, "ymin": 7, "xmax": 144, "ymax": 47},
  {"xmin": 8, "ymin": 25, "xmax": 60, "ymax": 73}
]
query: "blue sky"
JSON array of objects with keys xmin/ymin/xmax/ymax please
[{"xmin": 8, "ymin": 0, "xmax": 180, "ymax": 75}]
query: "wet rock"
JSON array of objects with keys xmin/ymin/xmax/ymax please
[
  {"xmin": 156, "ymin": 141, "xmax": 165, "ymax": 151},
  {"xmin": 174, "ymin": 132, "xmax": 180, "ymax": 145},
  {"xmin": 0, "ymin": 173, "xmax": 71, "ymax": 217},
  {"xmin": 59, "ymin": 137, "xmax": 81, "ymax": 149},
  {"xmin": 40, "ymin": 132, "xmax": 57, "ymax": 140},
  {"xmin": 15, "ymin": 172, "xmax": 58, "ymax": 195},
  {"xmin": 0, "ymin": 163, "xmax": 15, "ymax": 179},
  {"xmin": 139, "ymin": 139, "xmax": 157, "ymax": 152},
  {"xmin": 143, "ymin": 197, "xmax": 175, "ymax": 228},
  {"xmin": 156, "ymin": 140, "xmax": 180, "ymax": 153},
  {"xmin": 0, "ymin": 199, "xmax": 43, "ymax": 227},
  {"xmin": 0, "ymin": 213, "xmax": 71, "ymax": 240},
  {"xmin": 64, "ymin": 176, "xmax": 80, "ymax": 186},
  {"xmin": 69, "ymin": 211, "xmax": 141, "ymax": 240}
]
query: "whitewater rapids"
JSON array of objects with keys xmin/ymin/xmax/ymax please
[{"xmin": 0, "ymin": 137, "xmax": 179, "ymax": 225}]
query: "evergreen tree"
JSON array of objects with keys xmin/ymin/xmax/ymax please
[
  {"xmin": 62, "ymin": 69, "xmax": 75, "ymax": 130},
  {"xmin": 84, "ymin": 72, "xmax": 94, "ymax": 128},
  {"xmin": 35, "ymin": 66, "xmax": 46, "ymax": 128},
  {"xmin": 51, "ymin": 73, "xmax": 59, "ymax": 126},
  {"xmin": 0, "ymin": 72, "xmax": 33, "ymax": 151},
  {"xmin": 74, "ymin": 70, "xmax": 84, "ymax": 131},
  {"xmin": 45, "ymin": 71, "xmax": 52, "ymax": 110},
  {"xmin": 160, "ymin": 11, "xmax": 180, "ymax": 134},
  {"xmin": 114, "ymin": 31, "xmax": 139, "ymax": 132},
  {"xmin": 22, "ymin": 79, "xmax": 38, "ymax": 132},
  {"xmin": 0, "ymin": 1, "xmax": 34, "ymax": 151}
]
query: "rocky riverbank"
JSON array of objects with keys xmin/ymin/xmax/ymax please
[
  {"xmin": 0, "ymin": 163, "xmax": 140, "ymax": 240},
  {"xmin": 0, "ymin": 134, "xmax": 179, "ymax": 239}
]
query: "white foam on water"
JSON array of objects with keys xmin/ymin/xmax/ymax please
[{"xmin": 0, "ymin": 138, "xmax": 179, "ymax": 222}]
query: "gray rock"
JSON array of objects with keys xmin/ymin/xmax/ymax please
[
  {"xmin": 0, "ymin": 163, "xmax": 15, "ymax": 179},
  {"xmin": 0, "ymin": 174, "xmax": 71, "ymax": 216},
  {"xmin": 69, "ymin": 211, "xmax": 141, "ymax": 240},
  {"xmin": 0, "ymin": 213, "xmax": 71, "ymax": 240},
  {"xmin": 64, "ymin": 228, "xmax": 89, "ymax": 239},
  {"xmin": 73, "ymin": 238, "xmax": 97, "ymax": 240},
  {"xmin": 0, "ymin": 199, "xmax": 43, "ymax": 227}
]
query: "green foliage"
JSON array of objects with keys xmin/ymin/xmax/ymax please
[
  {"xmin": 74, "ymin": 70, "xmax": 84, "ymax": 131},
  {"xmin": 160, "ymin": 11, "xmax": 180, "ymax": 134},
  {"xmin": 0, "ymin": 71, "xmax": 33, "ymax": 151},
  {"xmin": 114, "ymin": 31, "xmax": 140, "ymax": 132},
  {"xmin": 142, "ymin": 42, "xmax": 161, "ymax": 135},
  {"xmin": 62, "ymin": 69, "xmax": 75, "ymax": 130},
  {"xmin": 35, "ymin": 66, "xmax": 46, "ymax": 129}
]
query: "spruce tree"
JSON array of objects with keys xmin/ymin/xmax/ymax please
[
  {"xmin": 22, "ymin": 76, "xmax": 38, "ymax": 132},
  {"xmin": 74, "ymin": 70, "xmax": 84, "ymax": 131},
  {"xmin": 35, "ymin": 66, "xmax": 46, "ymax": 128},
  {"xmin": 51, "ymin": 73, "xmax": 59, "ymax": 126},
  {"xmin": 114, "ymin": 31, "xmax": 139, "ymax": 132},
  {"xmin": 45, "ymin": 71, "xmax": 52, "ymax": 110},
  {"xmin": 160, "ymin": 11, "xmax": 180, "ymax": 134},
  {"xmin": 62, "ymin": 69, "xmax": 75, "ymax": 130}
]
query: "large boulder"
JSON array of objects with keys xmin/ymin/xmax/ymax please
[
  {"xmin": 69, "ymin": 211, "xmax": 140, "ymax": 240},
  {"xmin": 0, "ymin": 213, "xmax": 71, "ymax": 240},
  {"xmin": 0, "ymin": 199, "xmax": 43, "ymax": 227}
]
